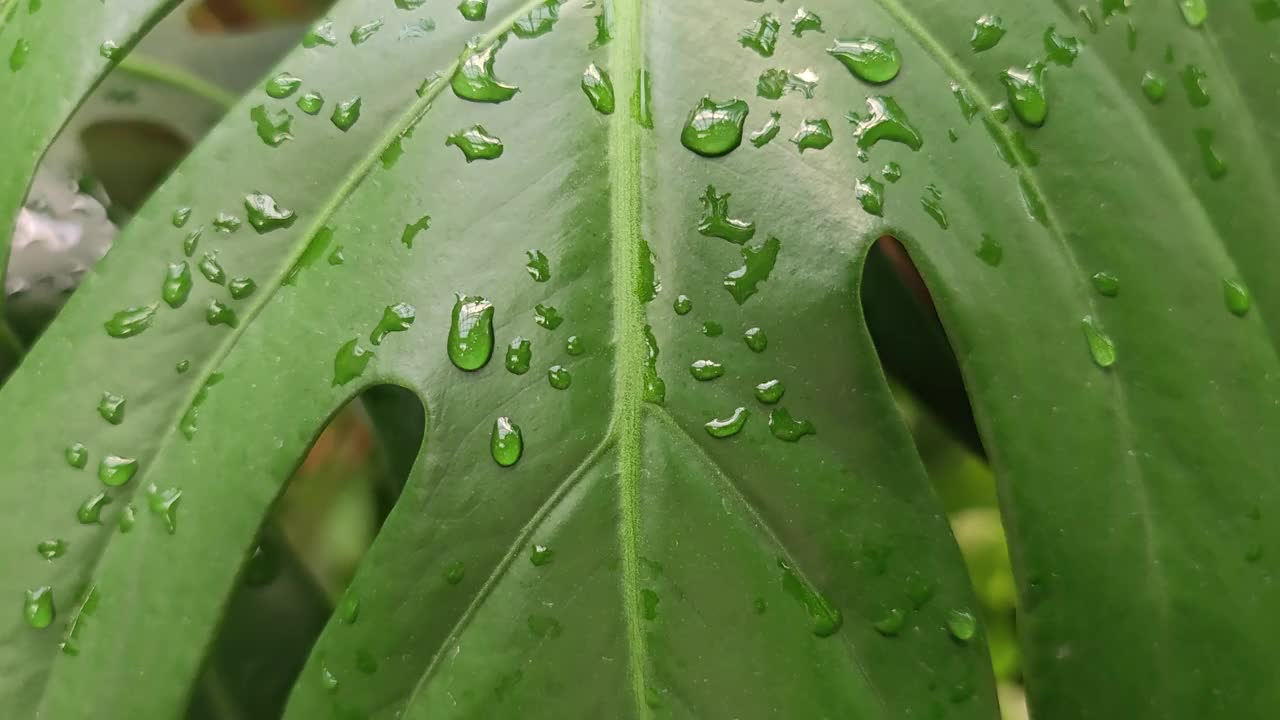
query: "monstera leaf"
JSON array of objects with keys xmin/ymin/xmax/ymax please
[{"xmin": 2, "ymin": 0, "xmax": 1278, "ymax": 718}]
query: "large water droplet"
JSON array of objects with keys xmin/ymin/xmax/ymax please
[
  {"xmin": 97, "ymin": 392, "xmax": 126, "ymax": 425},
  {"xmin": 755, "ymin": 68, "xmax": 819, "ymax": 100},
  {"xmin": 37, "ymin": 539, "xmax": 68, "ymax": 560},
  {"xmin": 673, "ymin": 295, "xmax": 693, "ymax": 315},
  {"xmin": 631, "ymin": 68, "xmax": 653, "ymax": 129},
  {"xmin": 739, "ymin": 13, "xmax": 781, "ymax": 57},
  {"xmin": 697, "ymin": 186, "xmax": 755, "ymax": 245},
  {"xmin": 98, "ymin": 455, "xmax": 138, "ymax": 487},
  {"xmin": 873, "ymin": 607, "xmax": 906, "ymax": 636},
  {"xmin": 297, "ymin": 91, "xmax": 324, "ymax": 115},
  {"xmin": 266, "ymin": 72, "xmax": 301, "ymax": 99},
  {"xmin": 526, "ymin": 249, "xmax": 552, "ymax": 281},
  {"xmin": 1224, "ymin": 279, "xmax": 1251, "ymax": 317},
  {"xmin": 750, "ymin": 111, "xmax": 782, "ymax": 148},
  {"xmin": 946, "ymin": 608, "xmax": 977, "ymax": 642},
  {"xmin": 1001, "ymin": 62, "xmax": 1049, "ymax": 127},
  {"xmin": 206, "ymin": 299, "xmax": 239, "ymax": 328},
  {"xmin": 303, "ymin": 22, "xmax": 338, "ymax": 48},
  {"xmin": 534, "ymin": 303, "xmax": 563, "ymax": 330},
  {"xmin": 512, "ymin": 0, "xmax": 561, "ymax": 38},
  {"xmin": 162, "ymin": 262, "xmax": 192, "ymax": 308},
  {"xmin": 791, "ymin": 7, "xmax": 823, "ymax": 36},
  {"xmin": 769, "ymin": 407, "xmax": 815, "ymax": 441},
  {"xmin": 744, "ymin": 327, "xmax": 768, "ymax": 352},
  {"xmin": 705, "ymin": 407, "xmax": 749, "ymax": 438},
  {"xmin": 779, "ymin": 558, "xmax": 842, "ymax": 637},
  {"xmin": 724, "ymin": 236, "xmax": 781, "ymax": 305},
  {"xmin": 104, "ymin": 304, "xmax": 157, "ymax": 338},
  {"xmin": 452, "ymin": 39, "xmax": 518, "ymax": 103},
  {"xmin": 491, "ymin": 417, "xmax": 524, "ymax": 467},
  {"xmin": 229, "ymin": 277, "xmax": 257, "ymax": 300},
  {"xmin": 530, "ymin": 543, "xmax": 554, "ymax": 566},
  {"xmin": 681, "ymin": 97, "xmax": 749, "ymax": 157},
  {"xmin": 548, "ymin": 364, "xmax": 572, "ymax": 390},
  {"xmin": 333, "ymin": 339, "xmax": 374, "ymax": 386},
  {"xmin": 1080, "ymin": 315, "xmax": 1117, "ymax": 368},
  {"xmin": 448, "ymin": 294, "xmax": 494, "ymax": 370},
  {"xmin": 790, "ymin": 118, "xmax": 833, "ymax": 152},
  {"xmin": 446, "ymin": 125, "xmax": 504, "ymax": 161},
  {"xmin": 66, "ymin": 443, "xmax": 88, "ymax": 469},
  {"xmin": 977, "ymin": 234, "xmax": 1003, "ymax": 267},
  {"xmin": 245, "ymin": 192, "xmax": 296, "ymax": 233},
  {"xmin": 250, "ymin": 104, "xmax": 293, "ymax": 148},
  {"xmin": 77, "ymin": 492, "xmax": 112, "ymax": 524},
  {"xmin": 1181, "ymin": 64, "xmax": 1210, "ymax": 107},
  {"xmin": 642, "ymin": 325, "xmax": 666, "ymax": 405},
  {"xmin": 1179, "ymin": 0, "xmax": 1207, "ymax": 27},
  {"xmin": 855, "ymin": 175, "xmax": 885, "ymax": 216},
  {"xmin": 198, "ymin": 252, "xmax": 226, "ymax": 285},
  {"xmin": 970, "ymin": 15, "xmax": 1006, "ymax": 52},
  {"xmin": 350, "ymin": 19, "xmax": 383, "ymax": 45},
  {"xmin": 458, "ymin": 0, "xmax": 486, "ymax": 20},
  {"xmin": 690, "ymin": 359, "xmax": 724, "ymax": 381},
  {"xmin": 755, "ymin": 379, "xmax": 785, "ymax": 404},
  {"xmin": 581, "ymin": 63, "xmax": 615, "ymax": 114},
  {"xmin": 1044, "ymin": 26, "xmax": 1080, "ymax": 66},
  {"xmin": 370, "ymin": 303, "xmax": 415, "ymax": 345},
  {"xmin": 827, "ymin": 38, "xmax": 901, "ymax": 84},
  {"xmin": 24, "ymin": 586, "xmax": 54, "ymax": 629},
  {"xmin": 505, "ymin": 336, "xmax": 532, "ymax": 374},
  {"xmin": 331, "ymin": 96, "xmax": 363, "ymax": 131},
  {"xmin": 1091, "ymin": 272, "xmax": 1120, "ymax": 297},
  {"xmin": 566, "ymin": 335, "xmax": 585, "ymax": 356},
  {"xmin": 146, "ymin": 483, "xmax": 182, "ymax": 534},
  {"xmin": 848, "ymin": 96, "xmax": 923, "ymax": 152},
  {"xmin": 1141, "ymin": 71, "xmax": 1167, "ymax": 103}
]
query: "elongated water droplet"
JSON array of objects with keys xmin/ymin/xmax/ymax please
[
  {"xmin": 855, "ymin": 176, "xmax": 885, "ymax": 216},
  {"xmin": 739, "ymin": 13, "xmax": 780, "ymax": 57},
  {"xmin": 400, "ymin": 215, "xmax": 431, "ymax": 248},
  {"xmin": 525, "ymin": 249, "xmax": 551, "ymax": 281},
  {"xmin": 333, "ymin": 339, "xmax": 373, "ymax": 386},
  {"xmin": 970, "ymin": 15, "xmax": 1006, "ymax": 52},
  {"xmin": 847, "ymin": 96, "xmax": 923, "ymax": 151},
  {"xmin": 452, "ymin": 39, "xmax": 518, "ymax": 103},
  {"xmin": 1091, "ymin": 272, "xmax": 1120, "ymax": 297},
  {"xmin": 1001, "ymin": 62, "xmax": 1049, "ymax": 127},
  {"xmin": 530, "ymin": 543, "xmax": 554, "ymax": 566},
  {"xmin": 458, "ymin": 0, "xmax": 486, "ymax": 20},
  {"xmin": 724, "ymin": 237, "xmax": 780, "ymax": 305},
  {"xmin": 98, "ymin": 455, "xmax": 137, "ymax": 487},
  {"xmin": 750, "ymin": 111, "xmax": 782, "ymax": 148},
  {"xmin": 66, "ymin": 443, "xmax": 88, "ymax": 469},
  {"xmin": 24, "ymin": 587, "xmax": 54, "ymax": 629},
  {"xmin": 698, "ymin": 186, "xmax": 755, "ymax": 244},
  {"xmin": 161, "ymin": 262, "xmax": 192, "ymax": 308},
  {"xmin": 705, "ymin": 407, "xmax": 749, "ymax": 438},
  {"xmin": 37, "ymin": 539, "xmax": 67, "ymax": 560},
  {"xmin": 681, "ymin": 97, "xmax": 749, "ymax": 157},
  {"xmin": 791, "ymin": 7, "xmax": 823, "ymax": 36},
  {"xmin": 250, "ymin": 105, "xmax": 293, "ymax": 147},
  {"xmin": 631, "ymin": 68, "xmax": 653, "ymax": 129},
  {"xmin": 97, "ymin": 392, "xmax": 126, "ymax": 425},
  {"xmin": 1179, "ymin": 0, "xmax": 1207, "ymax": 27},
  {"xmin": 183, "ymin": 228, "xmax": 202, "ymax": 257},
  {"xmin": 491, "ymin": 417, "xmax": 523, "ymax": 467},
  {"xmin": 548, "ymin": 364, "xmax": 572, "ymax": 389},
  {"xmin": 581, "ymin": 63, "xmax": 615, "ymax": 114},
  {"xmin": 1081, "ymin": 315, "xmax": 1117, "ymax": 368},
  {"xmin": 921, "ymin": 184, "xmax": 949, "ymax": 229},
  {"xmin": 9, "ymin": 38, "xmax": 31, "ymax": 71},
  {"xmin": 505, "ymin": 337, "xmax": 532, "ymax": 374},
  {"xmin": 1194, "ymin": 127, "xmax": 1227, "ymax": 179},
  {"xmin": 303, "ymin": 21, "xmax": 337, "ymax": 48},
  {"xmin": 448, "ymin": 295, "xmax": 494, "ymax": 370},
  {"xmin": 826, "ymin": 38, "xmax": 901, "ymax": 84},
  {"xmin": 118, "ymin": 505, "xmax": 136, "ymax": 533},
  {"xmin": 755, "ymin": 379, "xmax": 785, "ymax": 404},
  {"xmin": 331, "ymin": 97, "xmax": 362, "ymax": 131},
  {"xmin": 104, "ymin": 305, "xmax": 156, "ymax": 338},
  {"xmin": 690, "ymin": 359, "xmax": 724, "ymax": 381},
  {"xmin": 769, "ymin": 407, "xmax": 815, "ymax": 441},
  {"xmin": 1181, "ymin": 65, "xmax": 1210, "ymax": 107},
  {"xmin": 266, "ymin": 72, "xmax": 301, "ymax": 98},
  {"xmin": 245, "ymin": 192, "xmax": 295, "ymax": 233},
  {"xmin": 1044, "ymin": 26, "xmax": 1080, "ymax": 66},
  {"xmin": 350, "ymin": 19, "xmax": 383, "ymax": 45},
  {"xmin": 146, "ymin": 483, "xmax": 182, "ymax": 534},
  {"xmin": 172, "ymin": 207, "xmax": 192, "ymax": 228},
  {"xmin": 370, "ymin": 303, "xmax": 415, "ymax": 345},
  {"xmin": 673, "ymin": 294, "xmax": 692, "ymax": 315},
  {"xmin": 446, "ymin": 125, "xmax": 504, "ymax": 161},
  {"xmin": 77, "ymin": 492, "xmax": 111, "ymax": 524},
  {"xmin": 534, "ymin": 303, "xmax": 563, "ymax": 330},
  {"xmin": 1224, "ymin": 279, "xmax": 1251, "ymax": 317},
  {"xmin": 779, "ymin": 558, "xmax": 841, "ymax": 637},
  {"xmin": 642, "ymin": 325, "xmax": 665, "ymax": 404},
  {"xmin": 790, "ymin": 118, "xmax": 833, "ymax": 152},
  {"xmin": 589, "ymin": 9, "xmax": 612, "ymax": 48},
  {"xmin": 946, "ymin": 608, "xmax": 977, "ymax": 642},
  {"xmin": 198, "ymin": 253, "xmax": 226, "ymax": 285}
]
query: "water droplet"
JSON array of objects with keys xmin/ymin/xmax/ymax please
[
  {"xmin": 104, "ymin": 304, "xmax": 157, "ymax": 338},
  {"xmin": 749, "ymin": 111, "xmax": 782, "ymax": 148},
  {"xmin": 530, "ymin": 544, "xmax": 554, "ymax": 566},
  {"xmin": 976, "ymin": 234, "xmax": 1003, "ymax": 267},
  {"xmin": 446, "ymin": 124, "xmax": 504, "ymax": 161},
  {"xmin": 873, "ymin": 607, "xmax": 906, "ymax": 636},
  {"xmin": 756, "ymin": 68, "xmax": 818, "ymax": 99},
  {"xmin": 1081, "ymin": 315, "xmax": 1117, "ymax": 368},
  {"xmin": 882, "ymin": 163, "xmax": 902, "ymax": 183},
  {"xmin": 1224, "ymin": 279, "xmax": 1251, "ymax": 317},
  {"xmin": 447, "ymin": 295, "xmax": 494, "ymax": 370},
  {"xmin": 333, "ymin": 338, "xmax": 374, "ymax": 385},
  {"xmin": 790, "ymin": 118, "xmax": 833, "ymax": 152},
  {"xmin": 331, "ymin": 96, "xmax": 362, "ymax": 131},
  {"xmin": 161, "ymin": 261, "xmax": 192, "ymax": 308},
  {"xmin": 97, "ymin": 392, "xmax": 126, "ymax": 425},
  {"xmin": 400, "ymin": 215, "xmax": 431, "ymax": 249},
  {"xmin": 854, "ymin": 175, "xmax": 885, "ymax": 216},
  {"xmin": 697, "ymin": 186, "xmax": 755, "ymax": 245},
  {"xmin": 1044, "ymin": 26, "xmax": 1080, "ymax": 66},
  {"xmin": 370, "ymin": 303, "xmax": 415, "ymax": 345},
  {"xmin": 458, "ymin": 0, "xmax": 486, "ymax": 20},
  {"xmin": 24, "ymin": 586, "xmax": 54, "ymax": 629},
  {"xmin": 1001, "ymin": 62, "xmax": 1049, "ymax": 127},
  {"xmin": 9, "ymin": 38, "xmax": 31, "ymax": 71},
  {"xmin": 444, "ymin": 560, "xmax": 466, "ymax": 585},
  {"xmin": 179, "ymin": 373, "xmax": 223, "ymax": 440},
  {"xmin": 206, "ymin": 299, "xmax": 239, "ymax": 328},
  {"xmin": 350, "ymin": 19, "xmax": 383, "ymax": 45},
  {"xmin": 949, "ymin": 84, "xmax": 980, "ymax": 124},
  {"xmin": 183, "ymin": 228, "xmax": 202, "ymax": 257},
  {"xmin": 673, "ymin": 294, "xmax": 693, "ymax": 315},
  {"xmin": 739, "ymin": 13, "xmax": 781, "ymax": 57},
  {"xmin": 304, "ymin": 21, "xmax": 338, "ymax": 47},
  {"xmin": 827, "ymin": 37, "xmax": 901, "ymax": 84},
  {"xmin": 681, "ymin": 97, "xmax": 749, "ymax": 157},
  {"xmin": 581, "ymin": 63, "xmax": 615, "ymax": 114},
  {"xmin": 66, "ymin": 443, "xmax": 88, "ymax": 469},
  {"xmin": 548, "ymin": 365, "xmax": 573, "ymax": 390},
  {"xmin": 1091, "ymin": 271, "xmax": 1119, "ymax": 297},
  {"xmin": 689, "ymin": 359, "xmax": 724, "ymax": 381},
  {"xmin": 285, "ymin": 227, "xmax": 334, "ymax": 284},
  {"xmin": 705, "ymin": 407, "xmax": 749, "ymax": 438},
  {"xmin": 970, "ymin": 15, "xmax": 1006, "ymax": 51},
  {"xmin": 847, "ymin": 96, "xmax": 923, "ymax": 152},
  {"xmin": 921, "ymin": 184, "xmax": 949, "ymax": 229},
  {"xmin": 512, "ymin": 0, "xmax": 561, "ymax": 38},
  {"xmin": 566, "ymin": 335, "xmax": 585, "ymax": 355},
  {"xmin": 198, "ymin": 252, "xmax": 226, "ymax": 285},
  {"xmin": 176, "ymin": 360, "xmax": 191, "ymax": 374},
  {"xmin": 250, "ymin": 105, "xmax": 293, "ymax": 147},
  {"xmin": 1194, "ymin": 127, "xmax": 1227, "ymax": 179},
  {"xmin": 1181, "ymin": 64, "xmax": 1210, "ymax": 107},
  {"xmin": 590, "ymin": 9, "xmax": 612, "ymax": 48},
  {"xmin": 769, "ymin": 407, "xmax": 815, "ymax": 441},
  {"xmin": 778, "ymin": 558, "xmax": 841, "ymax": 637},
  {"xmin": 702, "ymin": 321, "xmax": 723, "ymax": 337},
  {"xmin": 527, "ymin": 613, "xmax": 563, "ymax": 638},
  {"xmin": 1141, "ymin": 71, "xmax": 1167, "ymax": 103},
  {"xmin": 1179, "ymin": 0, "xmax": 1207, "ymax": 27},
  {"xmin": 642, "ymin": 325, "xmax": 666, "ymax": 405},
  {"xmin": 724, "ymin": 236, "xmax": 780, "ymax": 305},
  {"xmin": 37, "ymin": 539, "xmax": 67, "ymax": 560},
  {"xmin": 1255, "ymin": 0, "xmax": 1280, "ymax": 22},
  {"xmin": 171, "ymin": 207, "xmax": 192, "ymax": 228},
  {"xmin": 791, "ymin": 7, "xmax": 823, "ymax": 36},
  {"xmin": 245, "ymin": 192, "xmax": 296, "ymax": 233},
  {"xmin": 265, "ymin": 72, "xmax": 301, "ymax": 99},
  {"xmin": 491, "ymin": 417, "xmax": 524, "ymax": 467},
  {"xmin": 213, "ymin": 213, "xmax": 242, "ymax": 234},
  {"xmin": 452, "ymin": 39, "xmax": 519, "ymax": 103},
  {"xmin": 229, "ymin": 277, "xmax": 257, "ymax": 300},
  {"xmin": 755, "ymin": 378, "xmax": 785, "ymax": 404},
  {"xmin": 523, "ymin": 249, "xmax": 552, "ymax": 282},
  {"xmin": 118, "ymin": 504, "xmax": 136, "ymax": 533},
  {"xmin": 98, "ymin": 455, "xmax": 137, "ymax": 487},
  {"xmin": 640, "ymin": 588, "xmax": 660, "ymax": 620},
  {"xmin": 534, "ymin": 303, "xmax": 563, "ymax": 330},
  {"xmin": 631, "ymin": 68, "xmax": 653, "ymax": 129},
  {"xmin": 99, "ymin": 41, "xmax": 122, "ymax": 62},
  {"xmin": 505, "ymin": 337, "xmax": 532, "ymax": 374},
  {"xmin": 146, "ymin": 483, "xmax": 182, "ymax": 534},
  {"xmin": 946, "ymin": 608, "xmax": 977, "ymax": 642},
  {"xmin": 296, "ymin": 91, "xmax": 324, "ymax": 115},
  {"xmin": 77, "ymin": 492, "xmax": 112, "ymax": 524},
  {"xmin": 743, "ymin": 327, "xmax": 768, "ymax": 352}
]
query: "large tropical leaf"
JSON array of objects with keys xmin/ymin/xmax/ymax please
[{"xmin": 1, "ymin": 0, "xmax": 1278, "ymax": 718}]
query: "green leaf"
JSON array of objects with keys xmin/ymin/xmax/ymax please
[{"xmin": 2, "ymin": 1, "xmax": 1278, "ymax": 719}]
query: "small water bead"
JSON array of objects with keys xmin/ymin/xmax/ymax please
[
  {"xmin": 452, "ymin": 40, "xmax": 519, "ymax": 104},
  {"xmin": 265, "ymin": 72, "xmax": 301, "ymax": 98},
  {"xmin": 146, "ymin": 483, "xmax": 182, "ymax": 534},
  {"xmin": 370, "ymin": 303, "xmax": 415, "ymax": 345},
  {"xmin": 739, "ymin": 13, "xmax": 781, "ymax": 57},
  {"xmin": 548, "ymin": 365, "xmax": 572, "ymax": 389},
  {"xmin": 791, "ymin": 7, "xmax": 823, "ymax": 36},
  {"xmin": 690, "ymin": 359, "xmax": 724, "ymax": 381},
  {"xmin": 447, "ymin": 295, "xmax": 495, "ymax": 371},
  {"xmin": 199, "ymin": 253, "xmax": 226, "ymax": 285},
  {"xmin": 724, "ymin": 236, "xmax": 780, "ymax": 305},
  {"xmin": 749, "ymin": 111, "xmax": 782, "ymax": 148},
  {"xmin": 790, "ymin": 118, "xmax": 833, "ymax": 152},
  {"xmin": 921, "ymin": 185, "xmax": 949, "ymax": 229},
  {"xmin": 331, "ymin": 96, "xmax": 362, "ymax": 131},
  {"xmin": 705, "ymin": 407, "xmax": 749, "ymax": 438},
  {"xmin": 250, "ymin": 105, "xmax": 293, "ymax": 147},
  {"xmin": 97, "ymin": 392, "xmax": 126, "ymax": 425},
  {"xmin": 526, "ymin": 250, "xmax": 551, "ymax": 282},
  {"xmin": 77, "ymin": 492, "xmax": 112, "ymax": 524},
  {"xmin": 402, "ymin": 215, "xmax": 431, "ymax": 248},
  {"xmin": 333, "ymin": 339, "xmax": 373, "ymax": 386},
  {"xmin": 228, "ymin": 277, "xmax": 256, "ymax": 300},
  {"xmin": 873, "ymin": 607, "xmax": 906, "ymax": 636},
  {"xmin": 945, "ymin": 608, "xmax": 978, "ymax": 642},
  {"xmin": 491, "ymin": 417, "xmax": 524, "ymax": 467},
  {"xmin": 104, "ymin": 304, "xmax": 156, "ymax": 338},
  {"xmin": 213, "ymin": 212, "xmax": 242, "ymax": 233},
  {"xmin": 505, "ymin": 337, "xmax": 532, "ymax": 374},
  {"xmin": 1080, "ymin": 315, "xmax": 1117, "ymax": 368},
  {"xmin": 827, "ymin": 38, "xmax": 901, "ymax": 84},
  {"xmin": 681, "ymin": 97, "xmax": 750, "ymax": 157},
  {"xmin": 951, "ymin": 83, "xmax": 979, "ymax": 122},
  {"xmin": 970, "ymin": 15, "xmax": 1006, "ymax": 52},
  {"xmin": 161, "ymin": 261, "xmax": 192, "ymax": 308},
  {"xmin": 755, "ymin": 379, "xmax": 785, "ymax": 404},
  {"xmin": 778, "ymin": 558, "xmax": 842, "ymax": 637},
  {"xmin": 673, "ymin": 295, "xmax": 693, "ymax": 315},
  {"xmin": 976, "ymin": 234, "xmax": 1003, "ymax": 267},
  {"xmin": 530, "ymin": 544, "xmax": 554, "ymax": 566},
  {"xmin": 882, "ymin": 162, "xmax": 902, "ymax": 183},
  {"xmin": 1181, "ymin": 65, "xmax": 1210, "ymax": 107},
  {"xmin": 37, "ymin": 539, "xmax": 67, "ymax": 560},
  {"xmin": 697, "ymin": 186, "xmax": 755, "ymax": 245},
  {"xmin": 1141, "ymin": 72, "xmax": 1167, "ymax": 103},
  {"xmin": 329, "ymin": 247, "xmax": 345, "ymax": 265},
  {"xmin": 66, "ymin": 443, "xmax": 88, "ymax": 469},
  {"xmin": 245, "ymin": 192, "xmax": 296, "ymax": 233},
  {"xmin": 1194, "ymin": 128, "xmax": 1227, "ymax": 179},
  {"xmin": 1001, "ymin": 62, "xmax": 1049, "ymax": 127},
  {"xmin": 769, "ymin": 407, "xmax": 814, "ymax": 441},
  {"xmin": 98, "ymin": 455, "xmax": 138, "ymax": 487},
  {"xmin": 296, "ymin": 91, "xmax": 324, "ymax": 115},
  {"xmin": 744, "ymin": 327, "xmax": 768, "ymax": 352},
  {"xmin": 1091, "ymin": 272, "xmax": 1120, "ymax": 297},
  {"xmin": 206, "ymin": 300, "xmax": 238, "ymax": 328},
  {"xmin": 172, "ymin": 207, "xmax": 192, "ymax": 228},
  {"xmin": 444, "ymin": 561, "xmax": 466, "ymax": 585},
  {"xmin": 1179, "ymin": 0, "xmax": 1207, "ymax": 27},
  {"xmin": 1224, "ymin": 279, "xmax": 1251, "ymax": 317},
  {"xmin": 1044, "ymin": 26, "xmax": 1080, "ymax": 66},
  {"xmin": 702, "ymin": 321, "xmax": 723, "ymax": 337},
  {"xmin": 446, "ymin": 125, "xmax": 504, "ymax": 162},
  {"xmin": 848, "ymin": 96, "xmax": 923, "ymax": 152},
  {"xmin": 581, "ymin": 63, "xmax": 615, "ymax": 114},
  {"xmin": 566, "ymin": 335, "xmax": 585, "ymax": 355},
  {"xmin": 350, "ymin": 19, "xmax": 383, "ymax": 45},
  {"xmin": 24, "ymin": 587, "xmax": 55, "ymax": 629},
  {"xmin": 100, "ymin": 41, "xmax": 122, "ymax": 61},
  {"xmin": 534, "ymin": 303, "xmax": 563, "ymax": 330},
  {"xmin": 303, "ymin": 21, "xmax": 338, "ymax": 47},
  {"xmin": 854, "ymin": 176, "xmax": 885, "ymax": 216}
]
